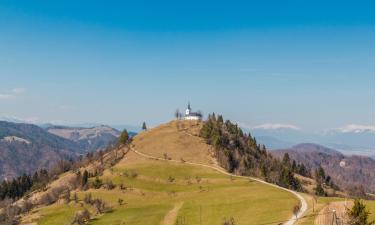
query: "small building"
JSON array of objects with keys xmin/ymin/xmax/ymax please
[{"xmin": 184, "ymin": 103, "xmax": 202, "ymax": 120}]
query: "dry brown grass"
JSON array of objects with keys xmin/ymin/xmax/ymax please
[
  {"xmin": 124, "ymin": 120, "xmax": 217, "ymax": 166},
  {"xmin": 314, "ymin": 201, "xmax": 353, "ymax": 225}
]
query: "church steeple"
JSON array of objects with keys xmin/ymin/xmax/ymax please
[{"xmin": 186, "ymin": 102, "xmax": 191, "ymax": 115}]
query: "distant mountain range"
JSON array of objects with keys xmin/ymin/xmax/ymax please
[
  {"xmin": 45, "ymin": 125, "xmax": 120, "ymax": 152},
  {"xmin": 248, "ymin": 126, "xmax": 375, "ymax": 158},
  {"xmin": 0, "ymin": 121, "xmax": 123, "ymax": 180},
  {"xmin": 272, "ymin": 143, "xmax": 375, "ymax": 193}
]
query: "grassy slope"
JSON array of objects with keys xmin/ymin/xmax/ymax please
[{"xmin": 25, "ymin": 121, "xmax": 301, "ymax": 225}]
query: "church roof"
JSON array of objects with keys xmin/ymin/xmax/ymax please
[{"xmin": 186, "ymin": 112, "xmax": 202, "ymax": 117}]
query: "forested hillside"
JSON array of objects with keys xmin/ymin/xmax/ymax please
[
  {"xmin": 273, "ymin": 143, "xmax": 375, "ymax": 195},
  {"xmin": 200, "ymin": 114, "xmax": 309, "ymax": 191}
]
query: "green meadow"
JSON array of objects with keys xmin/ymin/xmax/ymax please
[{"xmin": 31, "ymin": 157, "xmax": 299, "ymax": 225}]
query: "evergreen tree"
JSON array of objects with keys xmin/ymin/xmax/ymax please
[
  {"xmin": 315, "ymin": 183, "xmax": 326, "ymax": 196},
  {"xmin": 118, "ymin": 129, "xmax": 130, "ymax": 145},
  {"xmin": 282, "ymin": 153, "xmax": 291, "ymax": 167},
  {"xmin": 82, "ymin": 170, "xmax": 89, "ymax": 187},
  {"xmin": 348, "ymin": 199, "xmax": 374, "ymax": 225},
  {"xmin": 142, "ymin": 122, "xmax": 147, "ymax": 131},
  {"xmin": 315, "ymin": 166, "xmax": 326, "ymax": 183}
]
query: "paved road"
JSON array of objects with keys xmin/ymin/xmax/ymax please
[{"xmin": 131, "ymin": 148, "xmax": 308, "ymax": 225}]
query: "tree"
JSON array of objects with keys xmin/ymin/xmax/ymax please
[
  {"xmin": 315, "ymin": 166, "xmax": 326, "ymax": 183},
  {"xmin": 282, "ymin": 153, "xmax": 291, "ymax": 167},
  {"xmin": 312, "ymin": 195, "xmax": 318, "ymax": 212},
  {"xmin": 315, "ymin": 183, "xmax": 326, "ymax": 196},
  {"xmin": 118, "ymin": 129, "xmax": 130, "ymax": 145},
  {"xmin": 347, "ymin": 199, "xmax": 374, "ymax": 225},
  {"xmin": 142, "ymin": 122, "xmax": 147, "ymax": 131},
  {"xmin": 82, "ymin": 170, "xmax": 89, "ymax": 187},
  {"xmin": 175, "ymin": 109, "xmax": 180, "ymax": 120},
  {"xmin": 293, "ymin": 203, "xmax": 301, "ymax": 219}
]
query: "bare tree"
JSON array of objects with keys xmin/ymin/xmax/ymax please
[
  {"xmin": 175, "ymin": 109, "xmax": 180, "ymax": 120},
  {"xmin": 71, "ymin": 209, "xmax": 90, "ymax": 225},
  {"xmin": 293, "ymin": 203, "xmax": 301, "ymax": 219},
  {"xmin": 312, "ymin": 195, "xmax": 317, "ymax": 212}
]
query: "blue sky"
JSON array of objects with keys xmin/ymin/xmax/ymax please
[{"xmin": 1, "ymin": 0, "xmax": 375, "ymax": 131}]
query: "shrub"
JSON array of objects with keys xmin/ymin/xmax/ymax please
[
  {"xmin": 222, "ymin": 217, "xmax": 236, "ymax": 225},
  {"xmin": 168, "ymin": 176, "xmax": 175, "ymax": 183},
  {"xmin": 84, "ymin": 193, "xmax": 92, "ymax": 204},
  {"xmin": 71, "ymin": 209, "xmax": 90, "ymax": 225},
  {"xmin": 92, "ymin": 177, "xmax": 102, "ymax": 189},
  {"xmin": 104, "ymin": 180, "xmax": 115, "ymax": 190}
]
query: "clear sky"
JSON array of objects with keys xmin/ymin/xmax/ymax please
[{"xmin": 1, "ymin": 0, "xmax": 375, "ymax": 131}]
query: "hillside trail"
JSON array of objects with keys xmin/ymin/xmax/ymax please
[
  {"xmin": 162, "ymin": 202, "xmax": 184, "ymax": 225},
  {"xmin": 314, "ymin": 201, "xmax": 353, "ymax": 225},
  {"xmin": 130, "ymin": 147, "xmax": 308, "ymax": 225}
]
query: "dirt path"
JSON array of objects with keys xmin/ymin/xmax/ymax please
[
  {"xmin": 131, "ymin": 148, "xmax": 308, "ymax": 225},
  {"xmin": 162, "ymin": 202, "xmax": 184, "ymax": 225},
  {"xmin": 314, "ymin": 201, "xmax": 353, "ymax": 225}
]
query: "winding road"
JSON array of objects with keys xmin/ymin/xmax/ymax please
[{"xmin": 130, "ymin": 148, "xmax": 308, "ymax": 225}]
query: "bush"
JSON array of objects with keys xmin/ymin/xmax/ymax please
[
  {"xmin": 92, "ymin": 177, "xmax": 102, "ymax": 189},
  {"xmin": 93, "ymin": 198, "xmax": 107, "ymax": 214},
  {"xmin": 222, "ymin": 217, "xmax": 236, "ymax": 225},
  {"xmin": 104, "ymin": 180, "xmax": 115, "ymax": 190},
  {"xmin": 168, "ymin": 176, "xmax": 175, "ymax": 183},
  {"xmin": 84, "ymin": 193, "xmax": 92, "ymax": 204},
  {"xmin": 71, "ymin": 209, "xmax": 90, "ymax": 225}
]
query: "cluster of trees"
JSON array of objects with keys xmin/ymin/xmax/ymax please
[
  {"xmin": 313, "ymin": 166, "xmax": 339, "ymax": 196},
  {"xmin": 200, "ymin": 114, "xmax": 305, "ymax": 191},
  {"xmin": 282, "ymin": 153, "xmax": 310, "ymax": 177},
  {"xmin": 0, "ymin": 168, "xmax": 53, "ymax": 201},
  {"xmin": 0, "ymin": 174, "xmax": 33, "ymax": 200}
]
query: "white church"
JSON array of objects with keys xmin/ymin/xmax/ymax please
[{"xmin": 184, "ymin": 103, "xmax": 203, "ymax": 120}]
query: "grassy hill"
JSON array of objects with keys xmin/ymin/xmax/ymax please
[{"xmin": 21, "ymin": 120, "xmax": 301, "ymax": 225}]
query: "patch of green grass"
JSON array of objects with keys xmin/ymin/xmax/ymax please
[
  {"xmin": 365, "ymin": 200, "xmax": 375, "ymax": 221},
  {"xmin": 36, "ymin": 203, "xmax": 85, "ymax": 225},
  {"xmin": 32, "ymin": 158, "xmax": 300, "ymax": 225},
  {"xmin": 89, "ymin": 204, "xmax": 171, "ymax": 225}
]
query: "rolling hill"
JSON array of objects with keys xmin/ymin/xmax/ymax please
[
  {"xmin": 272, "ymin": 143, "xmax": 375, "ymax": 194},
  {"xmin": 45, "ymin": 125, "xmax": 120, "ymax": 152},
  {"xmin": 0, "ymin": 121, "xmax": 80, "ymax": 180},
  {"xmin": 0, "ymin": 121, "xmax": 122, "ymax": 180},
  {"xmin": 18, "ymin": 120, "xmax": 303, "ymax": 225}
]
